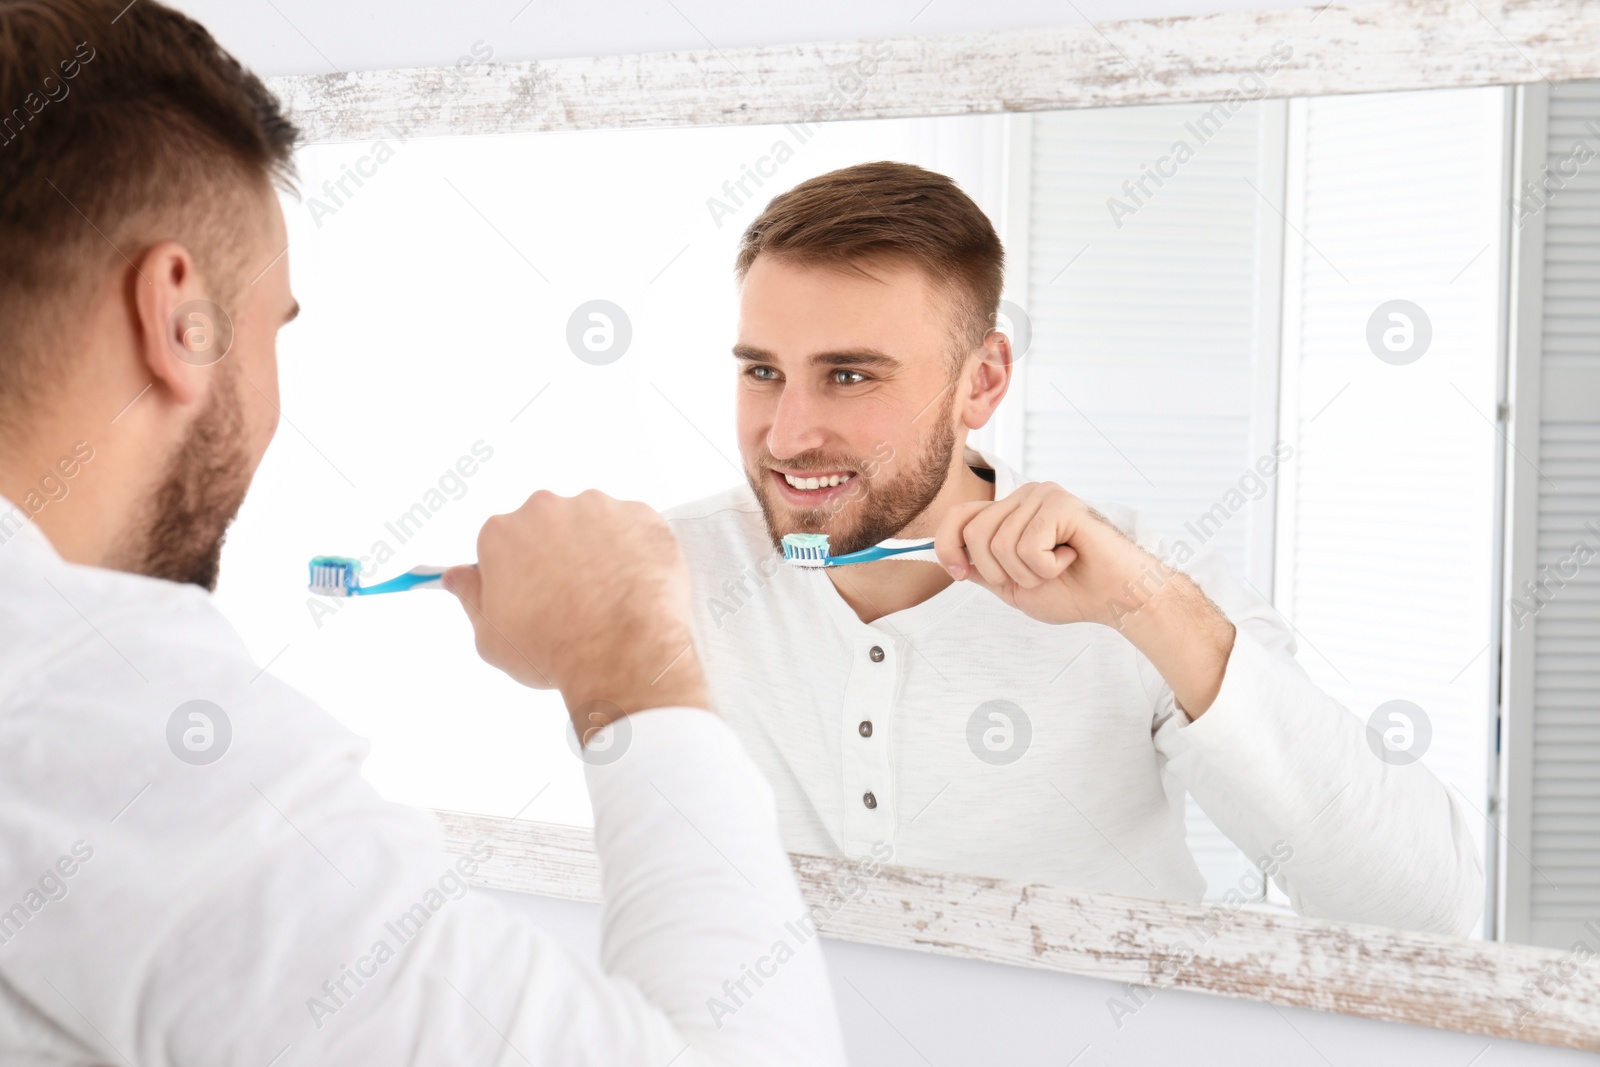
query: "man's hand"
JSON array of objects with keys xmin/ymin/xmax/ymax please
[
  {"xmin": 933, "ymin": 481, "xmax": 1169, "ymax": 627},
  {"xmin": 935, "ymin": 481, "xmax": 1236, "ymax": 717},
  {"xmin": 443, "ymin": 490, "xmax": 710, "ymax": 735}
]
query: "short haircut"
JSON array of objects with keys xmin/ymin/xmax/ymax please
[
  {"xmin": 734, "ymin": 161, "xmax": 1005, "ymax": 369},
  {"xmin": 0, "ymin": 0, "xmax": 297, "ymax": 413}
]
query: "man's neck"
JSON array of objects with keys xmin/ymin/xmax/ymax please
[
  {"xmin": 826, "ymin": 454, "xmax": 996, "ymax": 624},
  {"xmin": 0, "ymin": 415, "xmax": 155, "ymax": 569}
]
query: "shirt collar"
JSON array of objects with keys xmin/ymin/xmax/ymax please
[
  {"xmin": 0, "ymin": 493, "xmax": 59, "ymax": 559},
  {"xmin": 962, "ymin": 444, "xmax": 1023, "ymax": 499}
]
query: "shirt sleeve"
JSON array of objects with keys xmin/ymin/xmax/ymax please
[
  {"xmin": 576, "ymin": 706, "xmax": 851, "ymax": 1066},
  {"xmin": 3, "ymin": 604, "xmax": 847, "ymax": 1067},
  {"xmin": 1139, "ymin": 537, "xmax": 1485, "ymax": 936}
]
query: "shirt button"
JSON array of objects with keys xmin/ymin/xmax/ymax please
[
  {"xmin": 859, "ymin": 720, "xmax": 873, "ymax": 738},
  {"xmin": 863, "ymin": 791, "xmax": 878, "ymax": 809},
  {"xmin": 869, "ymin": 645, "xmax": 885, "ymax": 662}
]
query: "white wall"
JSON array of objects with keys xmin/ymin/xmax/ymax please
[{"xmin": 173, "ymin": 1, "xmax": 1595, "ymax": 1062}]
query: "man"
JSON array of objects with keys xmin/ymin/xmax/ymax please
[
  {"xmin": 666, "ymin": 161, "xmax": 1483, "ymax": 936},
  {"xmin": 0, "ymin": 1, "xmax": 844, "ymax": 1063}
]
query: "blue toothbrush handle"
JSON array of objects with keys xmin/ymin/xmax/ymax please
[
  {"xmin": 828, "ymin": 540, "xmax": 939, "ymax": 567},
  {"xmin": 352, "ymin": 566, "xmax": 451, "ymax": 596}
]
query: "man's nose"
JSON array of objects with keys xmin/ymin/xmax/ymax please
[{"xmin": 766, "ymin": 385, "xmax": 829, "ymax": 459}]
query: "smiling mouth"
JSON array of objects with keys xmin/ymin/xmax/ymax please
[{"xmin": 769, "ymin": 468, "xmax": 858, "ymax": 502}]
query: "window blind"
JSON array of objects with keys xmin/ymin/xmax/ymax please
[{"xmin": 1019, "ymin": 100, "xmax": 1284, "ymax": 900}]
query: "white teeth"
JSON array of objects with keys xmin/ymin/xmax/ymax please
[{"xmin": 783, "ymin": 472, "xmax": 853, "ymax": 491}]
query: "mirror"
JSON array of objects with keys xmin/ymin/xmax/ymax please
[{"xmin": 212, "ymin": 78, "xmax": 1588, "ymax": 953}]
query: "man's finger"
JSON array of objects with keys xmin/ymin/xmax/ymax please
[
  {"xmin": 933, "ymin": 500, "xmax": 990, "ymax": 578},
  {"xmin": 1019, "ymin": 506, "xmax": 1070, "ymax": 581},
  {"xmin": 960, "ymin": 495, "xmax": 1020, "ymax": 589},
  {"xmin": 991, "ymin": 494, "xmax": 1049, "ymax": 588},
  {"xmin": 442, "ymin": 564, "xmax": 482, "ymax": 607}
]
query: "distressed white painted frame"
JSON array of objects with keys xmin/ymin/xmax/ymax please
[
  {"xmin": 434, "ymin": 811, "xmax": 1600, "ymax": 1050},
  {"xmin": 267, "ymin": 1, "xmax": 1600, "ymax": 1049}
]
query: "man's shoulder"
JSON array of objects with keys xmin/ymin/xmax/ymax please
[
  {"xmin": 0, "ymin": 537, "xmax": 216, "ymax": 679},
  {"xmin": 663, "ymin": 483, "xmax": 762, "ymax": 526},
  {"xmin": 662, "ymin": 485, "xmax": 774, "ymax": 579},
  {"xmin": 0, "ymin": 542, "xmax": 347, "ymax": 745},
  {"xmin": 0, "ymin": 545, "xmax": 370, "ymax": 830},
  {"xmin": 664, "ymin": 485, "xmax": 766, "ymax": 552}
]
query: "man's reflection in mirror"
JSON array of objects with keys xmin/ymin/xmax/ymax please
[{"xmin": 665, "ymin": 161, "xmax": 1481, "ymax": 937}]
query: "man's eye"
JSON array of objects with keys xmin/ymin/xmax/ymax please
[
  {"xmin": 747, "ymin": 366, "xmax": 780, "ymax": 381},
  {"xmin": 831, "ymin": 369, "xmax": 866, "ymax": 385}
]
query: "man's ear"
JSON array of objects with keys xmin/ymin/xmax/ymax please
[
  {"xmin": 961, "ymin": 330, "xmax": 1013, "ymax": 430},
  {"xmin": 130, "ymin": 240, "xmax": 215, "ymax": 407}
]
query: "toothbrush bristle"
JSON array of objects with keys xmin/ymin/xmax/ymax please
[
  {"xmin": 307, "ymin": 555, "xmax": 361, "ymax": 596},
  {"xmin": 781, "ymin": 533, "xmax": 831, "ymax": 568}
]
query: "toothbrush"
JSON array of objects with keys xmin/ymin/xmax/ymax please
[
  {"xmin": 780, "ymin": 533, "xmax": 941, "ymax": 569},
  {"xmin": 307, "ymin": 555, "xmax": 459, "ymax": 597}
]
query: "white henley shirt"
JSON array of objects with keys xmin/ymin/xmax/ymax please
[{"xmin": 665, "ymin": 449, "xmax": 1484, "ymax": 935}]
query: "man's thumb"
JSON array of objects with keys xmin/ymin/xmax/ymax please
[{"xmin": 442, "ymin": 564, "xmax": 482, "ymax": 606}]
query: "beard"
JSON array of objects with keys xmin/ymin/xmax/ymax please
[
  {"xmin": 746, "ymin": 388, "xmax": 958, "ymax": 558},
  {"xmin": 135, "ymin": 363, "xmax": 254, "ymax": 591}
]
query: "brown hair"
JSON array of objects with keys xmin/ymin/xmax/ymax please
[
  {"xmin": 734, "ymin": 160, "xmax": 1005, "ymax": 368},
  {"xmin": 0, "ymin": 0, "xmax": 297, "ymax": 412}
]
